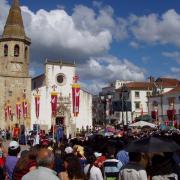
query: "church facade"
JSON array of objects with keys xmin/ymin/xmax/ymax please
[
  {"xmin": 31, "ymin": 61, "xmax": 92, "ymax": 137},
  {"xmin": 0, "ymin": 0, "xmax": 92, "ymax": 134}
]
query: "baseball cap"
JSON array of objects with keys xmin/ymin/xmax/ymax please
[{"xmin": 9, "ymin": 141, "xmax": 19, "ymax": 150}]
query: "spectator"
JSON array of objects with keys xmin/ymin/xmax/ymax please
[
  {"xmin": 5, "ymin": 141, "xmax": 20, "ymax": 180},
  {"xmin": 116, "ymin": 149, "xmax": 129, "ymax": 166},
  {"xmin": 22, "ymin": 148, "xmax": 59, "ymax": 180},
  {"xmin": 84, "ymin": 155, "xmax": 103, "ymax": 180},
  {"xmin": 119, "ymin": 152, "xmax": 148, "ymax": 180},
  {"xmin": 13, "ymin": 146, "xmax": 39, "ymax": 180},
  {"xmin": 151, "ymin": 154, "xmax": 178, "ymax": 180},
  {"xmin": 59, "ymin": 154, "xmax": 84, "ymax": 180},
  {"xmin": 103, "ymin": 146, "xmax": 123, "ymax": 180}
]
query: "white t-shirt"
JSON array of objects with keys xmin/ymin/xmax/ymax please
[{"xmin": 84, "ymin": 164, "xmax": 103, "ymax": 180}]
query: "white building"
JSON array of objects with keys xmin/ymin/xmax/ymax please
[
  {"xmin": 148, "ymin": 85, "xmax": 180, "ymax": 122},
  {"xmin": 31, "ymin": 61, "xmax": 92, "ymax": 137},
  {"xmin": 113, "ymin": 82, "xmax": 153, "ymax": 124}
]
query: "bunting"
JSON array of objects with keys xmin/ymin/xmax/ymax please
[
  {"xmin": 16, "ymin": 101, "xmax": 21, "ymax": 120},
  {"xmin": 35, "ymin": 95, "xmax": 40, "ymax": 119},
  {"xmin": 51, "ymin": 92, "xmax": 58, "ymax": 117},
  {"xmin": 72, "ymin": 84, "xmax": 80, "ymax": 117}
]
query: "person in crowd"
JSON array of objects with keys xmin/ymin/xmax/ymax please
[
  {"xmin": 0, "ymin": 138, "xmax": 6, "ymax": 168},
  {"xmin": 22, "ymin": 148, "xmax": 59, "ymax": 180},
  {"xmin": 73, "ymin": 145, "xmax": 87, "ymax": 169},
  {"xmin": 84, "ymin": 154, "xmax": 103, "ymax": 180},
  {"xmin": 150, "ymin": 154, "xmax": 178, "ymax": 180},
  {"xmin": 116, "ymin": 149, "xmax": 129, "ymax": 166},
  {"xmin": 119, "ymin": 152, "xmax": 148, "ymax": 180},
  {"xmin": 54, "ymin": 145, "xmax": 64, "ymax": 178},
  {"xmin": 94, "ymin": 152, "xmax": 106, "ymax": 169},
  {"xmin": 59, "ymin": 154, "xmax": 84, "ymax": 180},
  {"xmin": 13, "ymin": 145, "xmax": 39, "ymax": 180},
  {"xmin": 5, "ymin": 141, "xmax": 21, "ymax": 180},
  {"xmin": 103, "ymin": 146, "xmax": 123, "ymax": 180}
]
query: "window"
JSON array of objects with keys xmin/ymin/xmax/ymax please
[
  {"xmin": 4, "ymin": 44, "xmax": 8, "ymax": 57},
  {"xmin": 135, "ymin": 102, "xmax": 140, "ymax": 109},
  {"xmin": 8, "ymin": 91, "xmax": 12, "ymax": 97},
  {"xmin": 25, "ymin": 47, "xmax": 28, "ymax": 59},
  {"xmin": 14, "ymin": 44, "xmax": 20, "ymax": 57},
  {"xmin": 56, "ymin": 73, "xmax": 66, "ymax": 86},
  {"xmin": 135, "ymin": 91, "xmax": 140, "ymax": 98}
]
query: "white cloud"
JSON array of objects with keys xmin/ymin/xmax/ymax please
[
  {"xmin": 0, "ymin": 0, "xmax": 9, "ymax": 33},
  {"xmin": 78, "ymin": 55, "xmax": 145, "ymax": 82},
  {"xmin": 171, "ymin": 67, "xmax": 180, "ymax": 73},
  {"xmin": 77, "ymin": 56, "xmax": 146, "ymax": 93},
  {"xmin": 129, "ymin": 41, "xmax": 139, "ymax": 48},
  {"xmin": 130, "ymin": 9, "xmax": 180, "ymax": 47},
  {"xmin": 162, "ymin": 51, "xmax": 180, "ymax": 64}
]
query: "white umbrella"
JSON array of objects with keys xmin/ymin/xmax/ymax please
[{"xmin": 129, "ymin": 121, "xmax": 157, "ymax": 128}]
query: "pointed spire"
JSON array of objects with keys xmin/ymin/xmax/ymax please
[
  {"xmin": 13, "ymin": 0, "xmax": 20, "ymax": 7},
  {"xmin": 2, "ymin": 0, "xmax": 26, "ymax": 38}
]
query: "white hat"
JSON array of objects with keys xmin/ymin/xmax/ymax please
[
  {"xmin": 65, "ymin": 146, "xmax": 73, "ymax": 154},
  {"xmin": 94, "ymin": 152, "xmax": 102, "ymax": 158},
  {"xmin": 9, "ymin": 141, "xmax": 19, "ymax": 150}
]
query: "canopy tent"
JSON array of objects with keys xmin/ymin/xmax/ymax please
[{"xmin": 129, "ymin": 121, "xmax": 157, "ymax": 128}]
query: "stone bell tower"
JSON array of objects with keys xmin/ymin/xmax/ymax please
[{"xmin": 0, "ymin": 0, "xmax": 31, "ymax": 128}]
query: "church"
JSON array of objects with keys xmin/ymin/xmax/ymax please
[{"xmin": 0, "ymin": 0, "xmax": 92, "ymax": 136}]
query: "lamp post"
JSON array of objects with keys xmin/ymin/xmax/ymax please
[
  {"xmin": 100, "ymin": 96, "xmax": 106, "ymax": 128},
  {"xmin": 100, "ymin": 94, "xmax": 113, "ymax": 129}
]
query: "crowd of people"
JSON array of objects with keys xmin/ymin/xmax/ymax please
[{"xmin": 0, "ymin": 127, "xmax": 180, "ymax": 180}]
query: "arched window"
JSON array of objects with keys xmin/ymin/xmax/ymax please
[
  {"xmin": 4, "ymin": 44, "xmax": 8, "ymax": 57},
  {"xmin": 24, "ymin": 47, "xmax": 28, "ymax": 59},
  {"xmin": 14, "ymin": 44, "xmax": 20, "ymax": 57}
]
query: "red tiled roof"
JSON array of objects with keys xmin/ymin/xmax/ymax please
[
  {"xmin": 162, "ymin": 85, "xmax": 180, "ymax": 95},
  {"xmin": 117, "ymin": 82, "xmax": 153, "ymax": 91},
  {"xmin": 155, "ymin": 78, "xmax": 179, "ymax": 87}
]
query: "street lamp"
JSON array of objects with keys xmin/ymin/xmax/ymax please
[{"xmin": 100, "ymin": 95, "xmax": 106, "ymax": 128}]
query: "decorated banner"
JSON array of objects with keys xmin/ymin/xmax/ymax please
[
  {"xmin": 16, "ymin": 101, "xmax": 21, "ymax": 120},
  {"xmin": 51, "ymin": 92, "xmax": 58, "ymax": 117},
  {"xmin": 167, "ymin": 109, "xmax": 176, "ymax": 121},
  {"xmin": 7, "ymin": 104, "xmax": 12, "ymax": 120},
  {"xmin": 22, "ymin": 100, "xmax": 28, "ymax": 118},
  {"xmin": 72, "ymin": 84, "xmax": 80, "ymax": 117},
  {"xmin": 151, "ymin": 110, "xmax": 158, "ymax": 120},
  {"xmin": 4, "ymin": 105, "xmax": 8, "ymax": 121},
  {"xmin": 35, "ymin": 95, "xmax": 40, "ymax": 119}
]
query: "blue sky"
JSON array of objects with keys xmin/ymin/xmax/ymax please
[{"xmin": 2, "ymin": 0, "xmax": 180, "ymax": 93}]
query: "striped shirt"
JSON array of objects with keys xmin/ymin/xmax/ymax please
[{"xmin": 103, "ymin": 158, "xmax": 123, "ymax": 180}]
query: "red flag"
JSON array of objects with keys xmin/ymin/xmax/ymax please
[
  {"xmin": 72, "ymin": 84, "xmax": 80, "ymax": 117},
  {"xmin": 7, "ymin": 105, "xmax": 12, "ymax": 119},
  {"xmin": 35, "ymin": 96, "xmax": 40, "ymax": 119},
  {"xmin": 22, "ymin": 100, "xmax": 28, "ymax": 118},
  {"xmin": 16, "ymin": 102, "xmax": 21, "ymax": 120},
  {"xmin": 51, "ymin": 92, "xmax": 58, "ymax": 117},
  {"xmin": 4, "ymin": 106, "xmax": 8, "ymax": 121}
]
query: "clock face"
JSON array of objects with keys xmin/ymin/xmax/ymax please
[
  {"xmin": 56, "ymin": 73, "xmax": 66, "ymax": 86},
  {"xmin": 11, "ymin": 63, "xmax": 22, "ymax": 72}
]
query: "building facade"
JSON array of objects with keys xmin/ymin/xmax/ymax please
[
  {"xmin": 31, "ymin": 61, "xmax": 92, "ymax": 137},
  {"xmin": 0, "ymin": 0, "xmax": 31, "ymax": 128}
]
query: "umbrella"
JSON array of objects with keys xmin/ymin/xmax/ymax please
[
  {"xmin": 125, "ymin": 136, "xmax": 180, "ymax": 152},
  {"xmin": 129, "ymin": 121, "xmax": 157, "ymax": 128}
]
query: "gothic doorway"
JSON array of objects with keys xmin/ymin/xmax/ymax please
[{"xmin": 56, "ymin": 117, "xmax": 65, "ymax": 126}]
